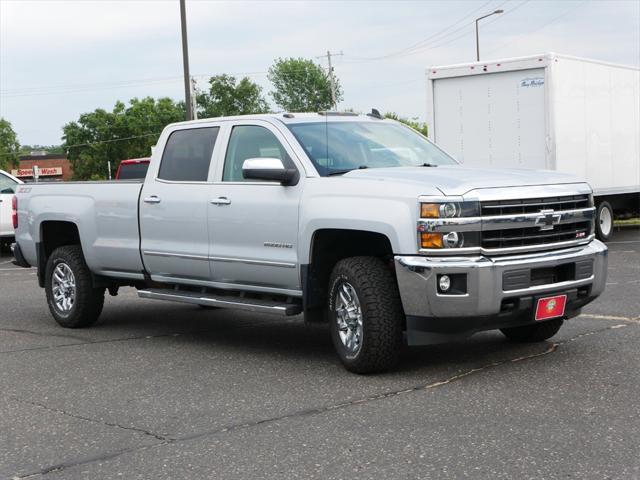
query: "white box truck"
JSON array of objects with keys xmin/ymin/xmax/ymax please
[{"xmin": 426, "ymin": 53, "xmax": 640, "ymax": 241}]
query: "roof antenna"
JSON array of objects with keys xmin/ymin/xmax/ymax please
[{"xmin": 368, "ymin": 108, "xmax": 383, "ymax": 119}]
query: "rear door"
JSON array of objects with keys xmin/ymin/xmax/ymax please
[
  {"xmin": 139, "ymin": 126, "xmax": 220, "ymax": 282},
  {"xmin": 0, "ymin": 171, "xmax": 19, "ymax": 237},
  {"xmin": 207, "ymin": 121, "xmax": 303, "ymax": 292}
]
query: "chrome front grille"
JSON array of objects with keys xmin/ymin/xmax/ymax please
[
  {"xmin": 480, "ymin": 195, "xmax": 591, "ymax": 216},
  {"xmin": 480, "ymin": 195, "xmax": 594, "ymax": 252}
]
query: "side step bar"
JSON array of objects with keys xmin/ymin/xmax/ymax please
[{"xmin": 137, "ymin": 288, "xmax": 302, "ymax": 316}]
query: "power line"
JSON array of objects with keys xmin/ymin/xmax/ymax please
[
  {"xmin": 485, "ymin": 0, "xmax": 590, "ymax": 56},
  {"xmin": 0, "ymin": 132, "xmax": 162, "ymax": 160},
  {"xmin": 347, "ymin": 0, "xmax": 496, "ymax": 62}
]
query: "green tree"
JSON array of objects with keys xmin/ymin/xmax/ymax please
[
  {"xmin": 19, "ymin": 144, "xmax": 65, "ymax": 155},
  {"xmin": 268, "ymin": 57, "xmax": 342, "ymax": 112},
  {"xmin": 197, "ymin": 74, "xmax": 269, "ymax": 118},
  {"xmin": 63, "ymin": 97, "xmax": 184, "ymax": 180},
  {"xmin": 0, "ymin": 118, "xmax": 20, "ymax": 171},
  {"xmin": 384, "ymin": 112, "xmax": 429, "ymax": 137}
]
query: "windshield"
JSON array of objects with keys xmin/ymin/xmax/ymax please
[{"xmin": 287, "ymin": 121, "xmax": 457, "ymax": 175}]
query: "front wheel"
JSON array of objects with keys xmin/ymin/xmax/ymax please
[
  {"xmin": 45, "ymin": 245, "xmax": 105, "ymax": 328},
  {"xmin": 500, "ymin": 318, "xmax": 563, "ymax": 343},
  {"xmin": 328, "ymin": 257, "xmax": 404, "ymax": 374}
]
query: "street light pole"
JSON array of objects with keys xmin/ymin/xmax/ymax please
[
  {"xmin": 475, "ymin": 9, "xmax": 504, "ymax": 61},
  {"xmin": 179, "ymin": 0, "xmax": 192, "ymax": 121}
]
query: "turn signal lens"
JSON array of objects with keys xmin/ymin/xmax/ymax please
[
  {"xmin": 11, "ymin": 195, "xmax": 18, "ymax": 229},
  {"xmin": 420, "ymin": 232, "xmax": 443, "ymax": 248},
  {"xmin": 421, "ymin": 203, "xmax": 440, "ymax": 218}
]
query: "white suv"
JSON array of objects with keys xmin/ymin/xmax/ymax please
[{"xmin": 0, "ymin": 169, "xmax": 22, "ymax": 249}]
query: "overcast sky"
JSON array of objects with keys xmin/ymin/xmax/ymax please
[{"xmin": 1, "ymin": 0, "xmax": 639, "ymax": 146}]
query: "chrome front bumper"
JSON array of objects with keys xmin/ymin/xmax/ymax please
[{"xmin": 395, "ymin": 240, "xmax": 608, "ymax": 326}]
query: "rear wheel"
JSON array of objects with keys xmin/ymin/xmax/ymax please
[
  {"xmin": 500, "ymin": 318, "xmax": 563, "ymax": 343},
  {"xmin": 595, "ymin": 201, "xmax": 613, "ymax": 242},
  {"xmin": 45, "ymin": 245, "xmax": 104, "ymax": 328},
  {"xmin": 328, "ymin": 257, "xmax": 404, "ymax": 374}
]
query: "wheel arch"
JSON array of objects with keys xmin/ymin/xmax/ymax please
[
  {"xmin": 302, "ymin": 228, "xmax": 396, "ymax": 321},
  {"xmin": 37, "ymin": 220, "xmax": 81, "ymax": 287}
]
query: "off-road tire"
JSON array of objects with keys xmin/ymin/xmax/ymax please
[
  {"xmin": 328, "ymin": 256, "xmax": 404, "ymax": 374},
  {"xmin": 500, "ymin": 318, "xmax": 563, "ymax": 343},
  {"xmin": 45, "ymin": 245, "xmax": 105, "ymax": 328},
  {"xmin": 595, "ymin": 201, "xmax": 613, "ymax": 242}
]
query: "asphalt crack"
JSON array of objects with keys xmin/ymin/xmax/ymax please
[
  {"xmin": 11, "ymin": 319, "xmax": 634, "ymax": 479},
  {"xmin": 0, "ymin": 328, "xmax": 89, "ymax": 343},
  {"xmin": 0, "ymin": 319, "xmax": 292, "ymax": 355},
  {"xmin": 10, "ymin": 397, "xmax": 171, "ymax": 442}
]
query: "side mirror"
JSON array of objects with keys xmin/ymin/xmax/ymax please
[{"xmin": 242, "ymin": 158, "xmax": 298, "ymax": 185}]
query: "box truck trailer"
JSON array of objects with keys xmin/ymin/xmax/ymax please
[{"xmin": 426, "ymin": 53, "xmax": 640, "ymax": 241}]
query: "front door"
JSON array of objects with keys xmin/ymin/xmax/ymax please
[
  {"xmin": 207, "ymin": 121, "xmax": 302, "ymax": 292},
  {"xmin": 140, "ymin": 126, "xmax": 220, "ymax": 282}
]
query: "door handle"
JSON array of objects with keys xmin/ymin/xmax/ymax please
[
  {"xmin": 143, "ymin": 195, "xmax": 161, "ymax": 204},
  {"xmin": 210, "ymin": 197, "xmax": 231, "ymax": 206}
]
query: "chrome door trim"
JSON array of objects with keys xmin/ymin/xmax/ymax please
[
  {"xmin": 209, "ymin": 256, "xmax": 296, "ymax": 268},
  {"xmin": 144, "ymin": 250, "xmax": 296, "ymax": 268},
  {"xmin": 143, "ymin": 250, "xmax": 209, "ymax": 261}
]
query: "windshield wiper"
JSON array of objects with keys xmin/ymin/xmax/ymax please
[
  {"xmin": 327, "ymin": 166, "xmax": 368, "ymax": 176},
  {"xmin": 421, "ymin": 162, "xmax": 438, "ymax": 167}
]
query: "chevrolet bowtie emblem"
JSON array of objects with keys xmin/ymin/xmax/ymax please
[{"xmin": 535, "ymin": 209, "xmax": 562, "ymax": 231}]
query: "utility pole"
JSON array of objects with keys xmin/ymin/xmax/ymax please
[
  {"xmin": 317, "ymin": 50, "xmax": 343, "ymax": 110},
  {"xmin": 179, "ymin": 0, "xmax": 193, "ymax": 120},
  {"xmin": 475, "ymin": 9, "xmax": 504, "ymax": 61},
  {"xmin": 191, "ymin": 77, "xmax": 198, "ymax": 120}
]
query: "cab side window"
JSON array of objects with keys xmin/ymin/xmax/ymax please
[
  {"xmin": 222, "ymin": 126, "xmax": 288, "ymax": 182},
  {"xmin": 158, "ymin": 127, "xmax": 219, "ymax": 182},
  {"xmin": 0, "ymin": 173, "xmax": 18, "ymax": 194}
]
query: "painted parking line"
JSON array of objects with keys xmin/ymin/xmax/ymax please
[{"xmin": 580, "ymin": 313, "xmax": 640, "ymax": 324}]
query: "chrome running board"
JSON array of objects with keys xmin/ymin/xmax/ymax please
[{"xmin": 137, "ymin": 288, "xmax": 301, "ymax": 316}]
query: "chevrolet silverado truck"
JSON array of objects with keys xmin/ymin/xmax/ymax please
[{"xmin": 12, "ymin": 112, "xmax": 608, "ymax": 373}]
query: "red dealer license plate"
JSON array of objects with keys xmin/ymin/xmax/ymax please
[{"xmin": 534, "ymin": 295, "xmax": 567, "ymax": 321}]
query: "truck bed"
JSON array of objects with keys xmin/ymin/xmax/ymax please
[{"xmin": 16, "ymin": 180, "xmax": 145, "ymax": 280}]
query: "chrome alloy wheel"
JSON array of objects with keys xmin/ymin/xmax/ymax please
[
  {"xmin": 335, "ymin": 282, "xmax": 363, "ymax": 355},
  {"xmin": 52, "ymin": 262, "xmax": 76, "ymax": 313}
]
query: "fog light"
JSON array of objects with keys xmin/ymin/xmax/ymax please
[{"xmin": 439, "ymin": 275, "xmax": 451, "ymax": 292}]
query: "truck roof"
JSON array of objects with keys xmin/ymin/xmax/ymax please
[
  {"xmin": 428, "ymin": 52, "xmax": 640, "ymax": 80},
  {"xmin": 166, "ymin": 112, "xmax": 391, "ymax": 128}
]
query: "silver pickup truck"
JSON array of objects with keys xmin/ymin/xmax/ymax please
[{"xmin": 12, "ymin": 112, "xmax": 608, "ymax": 373}]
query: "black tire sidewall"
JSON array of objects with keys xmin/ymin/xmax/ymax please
[
  {"xmin": 595, "ymin": 201, "xmax": 613, "ymax": 242},
  {"xmin": 44, "ymin": 245, "xmax": 103, "ymax": 328}
]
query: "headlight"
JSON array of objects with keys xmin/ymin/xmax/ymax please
[
  {"xmin": 420, "ymin": 231, "xmax": 480, "ymax": 249},
  {"xmin": 420, "ymin": 201, "xmax": 479, "ymax": 218},
  {"xmin": 419, "ymin": 200, "xmax": 480, "ymax": 250}
]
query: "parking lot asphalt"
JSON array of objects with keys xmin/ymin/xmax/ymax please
[{"xmin": 1, "ymin": 230, "xmax": 639, "ymax": 479}]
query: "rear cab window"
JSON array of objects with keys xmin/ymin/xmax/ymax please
[{"xmin": 158, "ymin": 127, "xmax": 219, "ymax": 182}]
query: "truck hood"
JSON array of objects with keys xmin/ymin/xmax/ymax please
[{"xmin": 342, "ymin": 165, "xmax": 587, "ymax": 196}]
